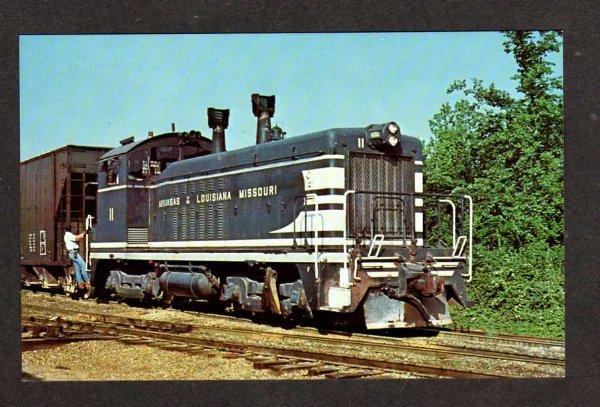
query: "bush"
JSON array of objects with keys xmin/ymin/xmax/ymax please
[
  {"xmin": 450, "ymin": 242, "xmax": 564, "ymax": 339},
  {"xmin": 425, "ymin": 32, "xmax": 564, "ymax": 338}
]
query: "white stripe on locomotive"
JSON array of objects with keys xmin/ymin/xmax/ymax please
[
  {"xmin": 301, "ymin": 167, "xmax": 345, "ymax": 191},
  {"xmin": 90, "ymin": 237, "xmax": 424, "ymax": 249},
  {"xmin": 98, "ymin": 154, "xmax": 345, "ymax": 193}
]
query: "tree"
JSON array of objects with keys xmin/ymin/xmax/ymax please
[
  {"xmin": 425, "ymin": 32, "xmax": 564, "ymax": 337},
  {"xmin": 426, "ymin": 31, "xmax": 563, "ymax": 250}
]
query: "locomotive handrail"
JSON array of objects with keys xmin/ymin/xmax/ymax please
[
  {"xmin": 85, "ymin": 214, "xmax": 93, "ymax": 271},
  {"xmin": 291, "ymin": 195, "xmax": 300, "ymax": 248},
  {"xmin": 291, "ymin": 194, "xmax": 313, "ymax": 250},
  {"xmin": 342, "ymin": 190, "xmax": 356, "ymax": 274},
  {"xmin": 305, "ymin": 193, "xmax": 320, "ymax": 280},
  {"xmin": 423, "ymin": 194, "xmax": 473, "ymax": 282},
  {"xmin": 452, "ymin": 235, "xmax": 468, "ymax": 257},
  {"xmin": 367, "ymin": 234, "xmax": 385, "ymax": 257},
  {"xmin": 342, "ymin": 190, "xmax": 474, "ymax": 282},
  {"xmin": 465, "ymin": 195, "xmax": 473, "ymax": 282},
  {"xmin": 291, "ymin": 193, "xmax": 323, "ymax": 280},
  {"xmin": 438, "ymin": 199, "xmax": 457, "ymax": 249}
]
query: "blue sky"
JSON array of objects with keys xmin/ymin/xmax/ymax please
[{"xmin": 20, "ymin": 32, "xmax": 562, "ymax": 160}]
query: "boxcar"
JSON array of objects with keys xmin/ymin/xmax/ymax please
[{"xmin": 20, "ymin": 145, "xmax": 110, "ymax": 290}]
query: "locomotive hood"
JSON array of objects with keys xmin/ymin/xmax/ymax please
[{"xmin": 157, "ymin": 127, "xmax": 423, "ymax": 182}]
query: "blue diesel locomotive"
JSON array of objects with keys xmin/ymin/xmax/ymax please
[{"xmin": 89, "ymin": 94, "xmax": 473, "ymax": 329}]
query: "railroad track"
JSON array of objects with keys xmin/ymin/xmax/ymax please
[
  {"xmin": 23, "ymin": 297, "xmax": 565, "ymax": 362},
  {"xmin": 22, "ymin": 314, "xmax": 492, "ymax": 379},
  {"xmin": 22, "ymin": 299, "xmax": 564, "ymax": 378},
  {"xmin": 23, "ymin": 290, "xmax": 565, "ymax": 353},
  {"xmin": 176, "ymin": 309, "xmax": 565, "ymax": 363},
  {"xmin": 23, "ymin": 303, "xmax": 563, "ymax": 368},
  {"xmin": 425, "ymin": 325, "xmax": 564, "ymax": 346}
]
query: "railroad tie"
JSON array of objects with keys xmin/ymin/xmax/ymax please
[
  {"xmin": 221, "ymin": 352, "xmax": 244, "ymax": 359},
  {"xmin": 270, "ymin": 362, "xmax": 324, "ymax": 372},
  {"xmin": 307, "ymin": 366, "xmax": 341, "ymax": 376},
  {"xmin": 245, "ymin": 356, "xmax": 274, "ymax": 363},
  {"xmin": 119, "ymin": 337, "xmax": 156, "ymax": 345},
  {"xmin": 159, "ymin": 343, "xmax": 190, "ymax": 351},
  {"xmin": 253, "ymin": 359, "xmax": 291, "ymax": 369},
  {"xmin": 325, "ymin": 370, "xmax": 382, "ymax": 379},
  {"xmin": 186, "ymin": 346, "xmax": 210, "ymax": 354},
  {"xmin": 201, "ymin": 351, "xmax": 223, "ymax": 358}
]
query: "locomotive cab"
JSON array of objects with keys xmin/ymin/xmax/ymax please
[{"xmin": 93, "ymin": 131, "xmax": 213, "ymax": 247}]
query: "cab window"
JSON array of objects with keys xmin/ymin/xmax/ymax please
[
  {"xmin": 128, "ymin": 150, "xmax": 148, "ymax": 180},
  {"xmin": 102, "ymin": 158, "xmax": 120, "ymax": 186},
  {"xmin": 150, "ymin": 145, "xmax": 179, "ymax": 174}
]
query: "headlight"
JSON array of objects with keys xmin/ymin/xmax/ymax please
[
  {"xmin": 364, "ymin": 122, "xmax": 402, "ymax": 152},
  {"xmin": 383, "ymin": 122, "xmax": 401, "ymax": 146}
]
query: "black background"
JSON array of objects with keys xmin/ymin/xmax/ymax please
[{"xmin": 1, "ymin": 1, "xmax": 598, "ymax": 405}]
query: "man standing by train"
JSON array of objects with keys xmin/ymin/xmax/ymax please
[{"xmin": 63, "ymin": 226, "xmax": 90, "ymax": 292}]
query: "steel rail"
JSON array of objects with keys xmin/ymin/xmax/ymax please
[
  {"xmin": 22, "ymin": 314, "xmax": 502, "ymax": 379},
  {"xmin": 22, "ymin": 293, "xmax": 564, "ymax": 352},
  {"xmin": 22, "ymin": 306, "xmax": 562, "ymax": 378},
  {"xmin": 23, "ymin": 300, "xmax": 564, "ymax": 363},
  {"xmin": 24, "ymin": 310, "xmax": 564, "ymax": 367},
  {"xmin": 424, "ymin": 328, "xmax": 565, "ymax": 349},
  {"xmin": 22, "ymin": 334, "xmax": 116, "ymax": 351}
]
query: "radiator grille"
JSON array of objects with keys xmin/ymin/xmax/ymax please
[
  {"xmin": 172, "ymin": 207, "xmax": 178, "ymax": 240},
  {"xmin": 217, "ymin": 202, "xmax": 225, "ymax": 238},
  {"xmin": 181, "ymin": 207, "xmax": 188, "ymax": 240},
  {"xmin": 162, "ymin": 179, "xmax": 228, "ymax": 241},
  {"xmin": 197, "ymin": 206, "xmax": 205, "ymax": 239},
  {"xmin": 189, "ymin": 207, "xmax": 196, "ymax": 240},
  {"xmin": 207, "ymin": 204, "xmax": 214, "ymax": 240},
  {"xmin": 127, "ymin": 228, "xmax": 149, "ymax": 244},
  {"xmin": 349, "ymin": 152, "xmax": 415, "ymax": 238}
]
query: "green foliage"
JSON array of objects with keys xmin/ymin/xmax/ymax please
[
  {"xmin": 425, "ymin": 32, "xmax": 564, "ymax": 338},
  {"xmin": 451, "ymin": 243, "xmax": 564, "ymax": 339}
]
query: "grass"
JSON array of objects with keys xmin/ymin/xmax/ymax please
[{"xmin": 449, "ymin": 304, "xmax": 565, "ymax": 340}]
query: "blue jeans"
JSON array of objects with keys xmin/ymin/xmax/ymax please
[{"xmin": 68, "ymin": 250, "xmax": 89, "ymax": 284}]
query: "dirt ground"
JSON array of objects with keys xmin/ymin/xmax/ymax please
[{"xmin": 22, "ymin": 340, "xmax": 314, "ymax": 380}]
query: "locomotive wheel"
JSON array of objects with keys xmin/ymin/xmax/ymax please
[
  {"xmin": 140, "ymin": 292, "xmax": 154, "ymax": 308},
  {"xmin": 279, "ymin": 314, "xmax": 298, "ymax": 330},
  {"xmin": 95, "ymin": 292, "xmax": 110, "ymax": 304},
  {"xmin": 161, "ymin": 293, "xmax": 173, "ymax": 309}
]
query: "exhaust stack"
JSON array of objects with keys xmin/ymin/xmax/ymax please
[
  {"xmin": 251, "ymin": 93, "xmax": 275, "ymax": 144},
  {"xmin": 207, "ymin": 108, "xmax": 230, "ymax": 153}
]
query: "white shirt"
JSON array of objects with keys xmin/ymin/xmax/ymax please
[{"xmin": 64, "ymin": 231, "xmax": 79, "ymax": 251}]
